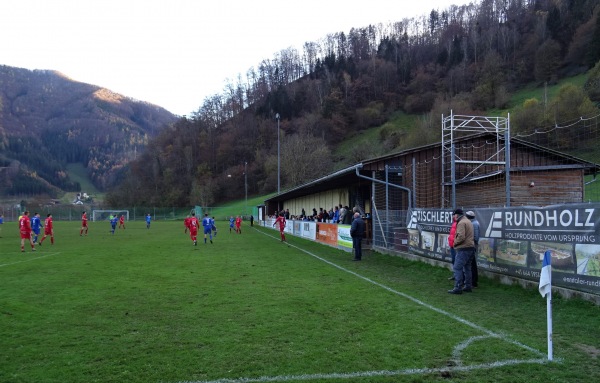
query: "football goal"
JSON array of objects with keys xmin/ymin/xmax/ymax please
[{"xmin": 92, "ymin": 210, "xmax": 130, "ymax": 222}]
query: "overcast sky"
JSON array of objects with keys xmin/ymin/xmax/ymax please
[{"xmin": 1, "ymin": 0, "xmax": 465, "ymax": 116}]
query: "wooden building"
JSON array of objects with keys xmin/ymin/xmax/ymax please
[{"xmin": 266, "ymin": 132, "xmax": 599, "ymax": 219}]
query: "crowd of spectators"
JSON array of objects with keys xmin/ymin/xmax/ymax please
[{"xmin": 270, "ymin": 204, "xmax": 362, "ymax": 224}]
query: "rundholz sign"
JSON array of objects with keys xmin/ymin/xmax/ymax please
[{"xmin": 406, "ymin": 204, "xmax": 600, "ymax": 295}]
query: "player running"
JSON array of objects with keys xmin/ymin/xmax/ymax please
[
  {"xmin": 19, "ymin": 211, "xmax": 35, "ymax": 252},
  {"xmin": 38, "ymin": 213, "xmax": 54, "ymax": 246},
  {"xmin": 110, "ymin": 214, "xmax": 118, "ymax": 235},
  {"xmin": 80, "ymin": 211, "xmax": 88, "ymax": 236},
  {"xmin": 202, "ymin": 213, "xmax": 213, "ymax": 244},
  {"xmin": 229, "ymin": 216, "xmax": 235, "ymax": 233},
  {"xmin": 188, "ymin": 212, "xmax": 200, "ymax": 246},
  {"xmin": 235, "ymin": 215, "xmax": 242, "ymax": 234},
  {"xmin": 211, "ymin": 216, "xmax": 217, "ymax": 237},
  {"xmin": 118, "ymin": 214, "xmax": 126, "ymax": 229},
  {"xmin": 273, "ymin": 212, "xmax": 287, "ymax": 242},
  {"xmin": 184, "ymin": 215, "xmax": 191, "ymax": 234}
]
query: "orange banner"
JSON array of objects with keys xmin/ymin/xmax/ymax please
[{"xmin": 316, "ymin": 223, "xmax": 338, "ymax": 246}]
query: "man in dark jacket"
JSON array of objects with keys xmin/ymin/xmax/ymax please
[{"xmin": 350, "ymin": 212, "xmax": 365, "ymax": 261}]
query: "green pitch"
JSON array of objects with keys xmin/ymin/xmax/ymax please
[{"xmin": 1, "ymin": 220, "xmax": 599, "ymax": 383}]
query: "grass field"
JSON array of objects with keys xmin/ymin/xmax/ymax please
[{"xmin": 1, "ymin": 219, "xmax": 599, "ymax": 383}]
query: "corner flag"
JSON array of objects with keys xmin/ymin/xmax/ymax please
[
  {"xmin": 539, "ymin": 250, "xmax": 553, "ymax": 361},
  {"xmin": 539, "ymin": 250, "xmax": 552, "ymax": 297}
]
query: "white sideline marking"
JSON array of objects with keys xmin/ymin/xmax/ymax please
[
  {"xmin": 185, "ymin": 228, "xmax": 557, "ymax": 383},
  {"xmin": 259, "ymin": 230, "xmax": 544, "ymax": 357},
  {"xmin": 0, "ymin": 252, "xmax": 61, "ymax": 267},
  {"xmin": 180, "ymin": 358, "xmax": 550, "ymax": 383}
]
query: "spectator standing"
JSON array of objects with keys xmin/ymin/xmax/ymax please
[
  {"xmin": 338, "ymin": 205, "xmax": 347, "ymax": 224},
  {"xmin": 448, "ymin": 209, "xmax": 475, "ymax": 294},
  {"xmin": 332, "ymin": 206, "xmax": 340, "ymax": 223},
  {"xmin": 466, "ymin": 211, "xmax": 480, "ymax": 288},
  {"xmin": 447, "ymin": 215, "xmax": 458, "ymax": 280},
  {"xmin": 350, "ymin": 212, "xmax": 365, "ymax": 261},
  {"xmin": 343, "ymin": 206, "xmax": 352, "ymax": 224},
  {"xmin": 250, "ymin": 215, "xmax": 254, "ymax": 226}
]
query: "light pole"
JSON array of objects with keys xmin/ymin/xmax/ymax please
[
  {"xmin": 244, "ymin": 161, "xmax": 248, "ymax": 215},
  {"xmin": 275, "ymin": 113, "xmax": 280, "ymax": 195}
]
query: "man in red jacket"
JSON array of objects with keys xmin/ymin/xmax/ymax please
[{"xmin": 447, "ymin": 215, "xmax": 457, "ymax": 280}]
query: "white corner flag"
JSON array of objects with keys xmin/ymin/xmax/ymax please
[
  {"xmin": 539, "ymin": 250, "xmax": 553, "ymax": 361},
  {"xmin": 539, "ymin": 250, "xmax": 552, "ymax": 297}
]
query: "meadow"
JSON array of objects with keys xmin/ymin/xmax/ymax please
[{"xmin": 1, "ymin": 218, "xmax": 599, "ymax": 383}]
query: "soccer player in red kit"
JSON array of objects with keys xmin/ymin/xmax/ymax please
[
  {"xmin": 19, "ymin": 211, "xmax": 35, "ymax": 252},
  {"xmin": 39, "ymin": 213, "xmax": 54, "ymax": 245},
  {"xmin": 80, "ymin": 211, "xmax": 88, "ymax": 236},
  {"xmin": 235, "ymin": 216, "xmax": 242, "ymax": 234},
  {"xmin": 273, "ymin": 212, "xmax": 287, "ymax": 242},
  {"xmin": 189, "ymin": 212, "xmax": 200, "ymax": 246},
  {"xmin": 118, "ymin": 214, "xmax": 125, "ymax": 229},
  {"xmin": 184, "ymin": 216, "xmax": 191, "ymax": 233}
]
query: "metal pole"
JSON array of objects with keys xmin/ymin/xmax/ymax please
[
  {"xmin": 385, "ymin": 165, "xmax": 389, "ymax": 247},
  {"xmin": 275, "ymin": 113, "xmax": 280, "ymax": 195},
  {"xmin": 505, "ymin": 114, "xmax": 511, "ymax": 207}
]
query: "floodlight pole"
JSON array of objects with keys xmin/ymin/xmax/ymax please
[{"xmin": 275, "ymin": 113, "xmax": 281, "ymax": 195}]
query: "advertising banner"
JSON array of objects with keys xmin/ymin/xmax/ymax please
[
  {"xmin": 407, "ymin": 204, "xmax": 600, "ymax": 295},
  {"xmin": 337, "ymin": 225, "xmax": 352, "ymax": 251},
  {"xmin": 316, "ymin": 223, "xmax": 338, "ymax": 246},
  {"xmin": 299, "ymin": 221, "xmax": 316, "ymax": 240}
]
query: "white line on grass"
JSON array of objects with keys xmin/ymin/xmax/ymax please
[
  {"xmin": 176, "ymin": 229, "xmax": 555, "ymax": 383},
  {"xmin": 0, "ymin": 252, "xmax": 61, "ymax": 267},
  {"xmin": 180, "ymin": 358, "xmax": 550, "ymax": 383},
  {"xmin": 268, "ymin": 232, "xmax": 545, "ymax": 358}
]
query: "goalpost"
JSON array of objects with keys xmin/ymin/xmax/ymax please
[{"xmin": 92, "ymin": 210, "xmax": 130, "ymax": 222}]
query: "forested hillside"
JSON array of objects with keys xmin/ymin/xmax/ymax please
[
  {"xmin": 106, "ymin": 0, "xmax": 600, "ymax": 208},
  {"xmin": 0, "ymin": 66, "xmax": 177, "ymax": 197}
]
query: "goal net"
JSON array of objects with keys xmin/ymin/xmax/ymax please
[{"xmin": 92, "ymin": 210, "xmax": 130, "ymax": 222}]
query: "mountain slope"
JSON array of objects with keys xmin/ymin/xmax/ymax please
[{"xmin": 0, "ymin": 65, "xmax": 177, "ymax": 195}]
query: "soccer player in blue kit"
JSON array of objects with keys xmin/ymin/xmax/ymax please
[
  {"xmin": 145, "ymin": 213, "xmax": 151, "ymax": 229},
  {"xmin": 31, "ymin": 212, "xmax": 43, "ymax": 244},
  {"xmin": 110, "ymin": 214, "xmax": 118, "ymax": 235},
  {"xmin": 202, "ymin": 213, "xmax": 213, "ymax": 244},
  {"xmin": 211, "ymin": 216, "xmax": 217, "ymax": 237}
]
